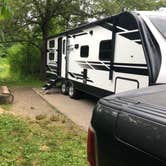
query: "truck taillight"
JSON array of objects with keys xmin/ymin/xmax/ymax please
[{"xmin": 87, "ymin": 127, "xmax": 96, "ymax": 166}]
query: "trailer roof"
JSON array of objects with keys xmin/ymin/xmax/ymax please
[
  {"xmin": 47, "ymin": 15, "xmax": 113, "ymax": 39},
  {"xmin": 47, "ymin": 10, "xmax": 165, "ymax": 40}
]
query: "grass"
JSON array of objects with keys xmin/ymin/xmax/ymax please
[
  {"xmin": 0, "ymin": 57, "xmax": 43, "ymax": 87},
  {"xmin": 0, "ymin": 113, "xmax": 87, "ymax": 166},
  {"xmin": 0, "ymin": 76, "xmax": 44, "ymax": 88},
  {"xmin": 0, "ymin": 104, "xmax": 12, "ymax": 111}
]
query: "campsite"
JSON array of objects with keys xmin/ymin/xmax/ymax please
[{"xmin": 0, "ymin": 0, "xmax": 166, "ymax": 165}]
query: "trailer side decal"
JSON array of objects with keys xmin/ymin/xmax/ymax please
[
  {"xmin": 68, "ymin": 72, "xmax": 93, "ymax": 83},
  {"xmin": 77, "ymin": 61, "xmax": 148, "ymax": 75}
]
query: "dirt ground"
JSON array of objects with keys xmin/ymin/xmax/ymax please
[
  {"xmin": 10, "ymin": 87, "xmax": 58, "ymax": 120},
  {"xmin": 4, "ymin": 87, "xmax": 96, "ymax": 131}
]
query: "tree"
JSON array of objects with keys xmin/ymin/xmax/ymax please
[
  {"xmin": 1, "ymin": 0, "xmax": 93, "ymax": 79},
  {"xmin": 0, "ymin": 0, "xmax": 12, "ymax": 41},
  {"xmin": 92, "ymin": 0, "xmax": 166, "ymax": 18},
  {"xmin": 117, "ymin": 0, "xmax": 165, "ymax": 10}
]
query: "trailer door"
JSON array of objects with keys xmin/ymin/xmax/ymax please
[
  {"xmin": 61, "ymin": 36, "xmax": 67, "ymax": 78},
  {"xmin": 57, "ymin": 37, "xmax": 63, "ymax": 76}
]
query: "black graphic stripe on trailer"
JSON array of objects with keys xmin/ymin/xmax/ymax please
[
  {"xmin": 91, "ymin": 65, "xmax": 109, "ymax": 71},
  {"xmin": 111, "ymin": 66, "xmax": 148, "ymax": 76},
  {"xmin": 90, "ymin": 65, "xmax": 148, "ymax": 75},
  {"xmin": 79, "ymin": 64, "xmax": 93, "ymax": 69},
  {"xmin": 114, "ymin": 63, "xmax": 147, "ymax": 67},
  {"xmin": 100, "ymin": 22, "xmax": 124, "ymax": 33},
  {"xmin": 77, "ymin": 61, "xmax": 110, "ymax": 66},
  {"xmin": 77, "ymin": 61, "xmax": 147, "ymax": 68},
  {"xmin": 119, "ymin": 30, "xmax": 140, "ymax": 40},
  {"xmin": 77, "ymin": 61, "xmax": 148, "ymax": 75},
  {"xmin": 68, "ymin": 72, "xmax": 93, "ymax": 83}
]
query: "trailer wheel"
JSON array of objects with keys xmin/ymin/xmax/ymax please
[
  {"xmin": 61, "ymin": 81, "xmax": 68, "ymax": 95},
  {"xmin": 68, "ymin": 82, "xmax": 79, "ymax": 99}
]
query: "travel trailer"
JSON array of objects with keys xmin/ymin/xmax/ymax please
[{"xmin": 44, "ymin": 11, "xmax": 166, "ymax": 98}]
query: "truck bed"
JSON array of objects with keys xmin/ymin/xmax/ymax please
[{"xmin": 91, "ymin": 84, "xmax": 166, "ymax": 166}]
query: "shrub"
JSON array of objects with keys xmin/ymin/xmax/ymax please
[{"xmin": 7, "ymin": 43, "xmax": 41, "ymax": 77}]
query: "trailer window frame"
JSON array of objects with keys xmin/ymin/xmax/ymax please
[
  {"xmin": 80, "ymin": 45, "xmax": 89, "ymax": 58},
  {"xmin": 49, "ymin": 40, "xmax": 55, "ymax": 48},
  {"xmin": 99, "ymin": 39, "xmax": 112, "ymax": 61},
  {"xmin": 63, "ymin": 39, "xmax": 66, "ymax": 54},
  {"xmin": 49, "ymin": 52, "xmax": 54, "ymax": 61}
]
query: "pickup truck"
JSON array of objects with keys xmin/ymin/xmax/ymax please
[{"xmin": 88, "ymin": 84, "xmax": 166, "ymax": 166}]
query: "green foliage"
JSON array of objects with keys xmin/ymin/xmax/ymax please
[
  {"xmin": 0, "ymin": 0, "xmax": 12, "ymax": 20},
  {"xmin": 0, "ymin": 56, "xmax": 43, "ymax": 87},
  {"xmin": 0, "ymin": 44, "xmax": 7, "ymax": 57},
  {"xmin": 118, "ymin": 0, "xmax": 161, "ymax": 10},
  {"xmin": 0, "ymin": 0, "xmax": 12, "ymax": 41},
  {"xmin": 0, "ymin": 114, "xmax": 87, "ymax": 165},
  {"xmin": 92, "ymin": 0, "xmax": 166, "ymax": 17},
  {"xmin": 0, "ymin": 57, "xmax": 9, "ymax": 80},
  {"xmin": 7, "ymin": 43, "xmax": 41, "ymax": 77}
]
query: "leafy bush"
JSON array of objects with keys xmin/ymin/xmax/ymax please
[
  {"xmin": 0, "ymin": 44, "xmax": 8, "ymax": 58},
  {"xmin": 7, "ymin": 43, "xmax": 41, "ymax": 77}
]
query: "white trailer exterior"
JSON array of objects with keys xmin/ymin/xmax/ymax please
[{"xmin": 45, "ymin": 11, "xmax": 166, "ymax": 98}]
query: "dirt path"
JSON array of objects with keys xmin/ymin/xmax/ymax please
[
  {"xmin": 34, "ymin": 88, "xmax": 97, "ymax": 131},
  {"xmin": 10, "ymin": 87, "xmax": 57, "ymax": 120}
]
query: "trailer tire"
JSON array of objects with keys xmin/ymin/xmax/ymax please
[
  {"xmin": 68, "ymin": 82, "xmax": 79, "ymax": 99},
  {"xmin": 61, "ymin": 81, "xmax": 68, "ymax": 95}
]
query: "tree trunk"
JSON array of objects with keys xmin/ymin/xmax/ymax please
[
  {"xmin": 40, "ymin": 45, "xmax": 46, "ymax": 80},
  {"xmin": 40, "ymin": 25, "xmax": 49, "ymax": 80}
]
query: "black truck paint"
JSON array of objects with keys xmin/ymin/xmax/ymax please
[{"xmin": 89, "ymin": 84, "xmax": 166, "ymax": 166}]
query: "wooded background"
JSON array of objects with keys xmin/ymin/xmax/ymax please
[{"xmin": 0, "ymin": 0, "xmax": 165, "ymax": 80}]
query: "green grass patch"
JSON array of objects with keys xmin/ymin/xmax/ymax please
[
  {"xmin": 0, "ymin": 113, "xmax": 87, "ymax": 166},
  {"xmin": 0, "ymin": 75, "xmax": 44, "ymax": 88},
  {"xmin": 0, "ymin": 104, "xmax": 12, "ymax": 111}
]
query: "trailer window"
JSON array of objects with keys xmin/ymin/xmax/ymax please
[
  {"xmin": 63, "ymin": 40, "xmax": 66, "ymax": 54},
  {"xmin": 80, "ymin": 45, "xmax": 89, "ymax": 58},
  {"xmin": 49, "ymin": 40, "xmax": 55, "ymax": 48},
  {"xmin": 99, "ymin": 40, "xmax": 112, "ymax": 61},
  {"xmin": 49, "ymin": 52, "xmax": 54, "ymax": 60}
]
